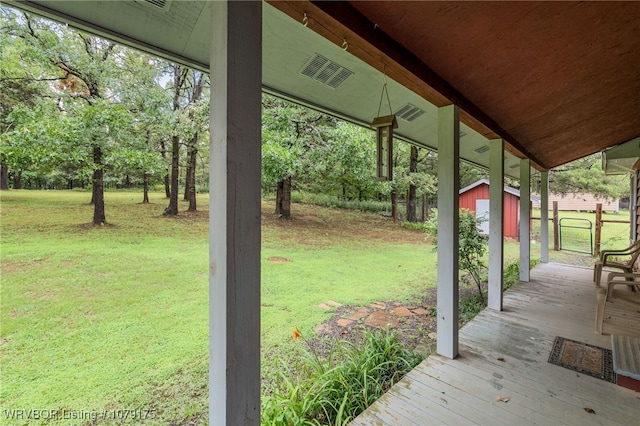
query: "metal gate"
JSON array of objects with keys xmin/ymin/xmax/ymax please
[{"xmin": 558, "ymin": 218, "xmax": 593, "ymax": 255}]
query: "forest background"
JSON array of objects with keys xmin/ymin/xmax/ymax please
[{"xmin": 0, "ymin": 7, "xmax": 628, "ymax": 223}]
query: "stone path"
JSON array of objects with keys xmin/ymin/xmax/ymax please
[{"xmin": 317, "ymin": 300, "xmax": 433, "ymax": 330}]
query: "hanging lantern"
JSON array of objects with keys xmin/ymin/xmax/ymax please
[{"xmin": 371, "ymin": 114, "xmax": 397, "ymax": 181}]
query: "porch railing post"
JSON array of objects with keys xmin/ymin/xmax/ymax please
[
  {"xmin": 436, "ymin": 104, "xmax": 459, "ymax": 359},
  {"xmin": 488, "ymin": 138, "xmax": 504, "ymax": 311},
  {"xmin": 540, "ymin": 171, "xmax": 549, "ymax": 262},
  {"xmin": 209, "ymin": 2, "xmax": 262, "ymax": 424},
  {"xmin": 519, "ymin": 159, "xmax": 531, "ymax": 281},
  {"xmin": 595, "ymin": 203, "xmax": 602, "ymax": 256}
]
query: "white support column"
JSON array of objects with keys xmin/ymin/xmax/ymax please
[
  {"xmin": 519, "ymin": 159, "xmax": 531, "ymax": 282},
  {"xmin": 631, "ymin": 171, "xmax": 638, "ymax": 243},
  {"xmin": 436, "ymin": 105, "xmax": 459, "ymax": 359},
  {"xmin": 210, "ymin": 2, "xmax": 261, "ymax": 425},
  {"xmin": 488, "ymin": 139, "xmax": 504, "ymax": 311},
  {"xmin": 540, "ymin": 171, "xmax": 549, "ymax": 263}
]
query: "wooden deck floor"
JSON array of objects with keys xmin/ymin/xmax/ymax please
[{"xmin": 351, "ymin": 263, "xmax": 640, "ymax": 425}]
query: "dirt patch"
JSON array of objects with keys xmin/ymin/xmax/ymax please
[
  {"xmin": 261, "ymin": 201, "xmax": 430, "ymax": 247},
  {"xmin": 267, "ymin": 257, "xmax": 291, "ymax": 263},
  {"xmin": 2, "ymin": 258, "xmax": 48, "ymax": 273},
  {"xmin": 307, "ymin": 282, "xmax": 488, "ymax": 359},
  {"xmin": 77, "ymin": 222, "xmax": 117, "ymax": 230},
  {"xmin": 26, "ymin": 291, "xmax": 56, "ymax": 300}
]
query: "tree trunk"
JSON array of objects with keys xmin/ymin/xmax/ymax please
[
  {"xmin": 160, "ymin": 139, "xmax": 170, "ymax": 198},
  {"xmin": 90, "ymin": 174, "xmax": 96, "ymax": 204},
  {"xmin": 0, "ymin": 157, "xmax": 9, "ymax": 190},
  {"xmin": 391, "ymin": 189, "xmax": 398, "ymax": 223},
  {"xmin": 275, "ymin": 176, "xmax": 292, "ymax": 219},
  {"xmin": 142, "ymin": 172, "xmax": 150, "ymax": 204},
  {"xmin": 163, "ymin": 135, "xmax": 180, "ymax": 216},
  {"xmin": 407, "ymin": 145, "xmax": 418, "ymax": 222},
  {"xmin": 92, "ymin": 146, "xmax": 106, "ymax": 225},
  {"xmin": 164, "ymin": 174, "xmax": 170, "ymax": 198},
  {"xmin": 184, "ymin": 133, "xmax": 198, "ymax": 205},
  {"xmin": 183, "ymin": 167, "xmax": 190, "ymax": 201},
  {"xmin": 186, "ymin": 135, "xmax": 198, "ymax": 212},
  {"xmin": 12, "ymin": 170, "xmax": 22, "ymax": 189}
]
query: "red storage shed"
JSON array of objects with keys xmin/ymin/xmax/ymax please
[{"xmin": 459, "ymin": 179, "xmax": 537, "ymax": 239}]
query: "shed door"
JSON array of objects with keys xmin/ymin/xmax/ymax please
[{"xmin": 475, "ymin": 199, "xmax": 490, "ymax": 234}]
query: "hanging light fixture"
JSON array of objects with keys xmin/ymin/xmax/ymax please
[{"xmin": 371, "ymin": 68, "xmax": 397, "ymax": 181}]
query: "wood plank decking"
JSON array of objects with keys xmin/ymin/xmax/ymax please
[{"xmin": 351, "ymin": 263, "xmax": 640, "ymax": 425}]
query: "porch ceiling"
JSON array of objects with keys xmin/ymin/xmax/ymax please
[{"xmin": 6, "ymin": 1, "xmax": 640, "ymax": 177}]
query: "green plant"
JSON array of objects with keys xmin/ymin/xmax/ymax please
[
  {"xmin": 400, "ymin": 221, "xmax": 430, "ymax": 232},
  {"xmin": 289, "ymin": 191, "xmax": 390, "ymax": 213},
  {"xmin": 503, "ymin": 260, "xmax": 520, "ymax": 291},
  {"xmin": 262, "ymin": 328, "xmax": 424, "ymax": 425},
  {"xmin": 457, "ymin": 209, "xmax": 488, "ymax": 302},
  {"xmin": 458, "ymin": 293, "xmax": 485, "ymax": 323},
  {"xmin": 424, "ymin": 208, "xmax": 438, "ymax": 236}
]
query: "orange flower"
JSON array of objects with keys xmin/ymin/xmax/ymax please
[{"xmin": 292, "ymin": 328, "xmax": 301, "ymax": 341}]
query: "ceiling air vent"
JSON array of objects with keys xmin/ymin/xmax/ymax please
[
  {"xmin": 300, "ymin": 54, "xmax": 353, "ymax": 89},
  {"xmin": 459, "ymin": 130, "xmax": 467, "ymax": 138},
  {"xmin": 140, "ymin": 0, "xmax": 171, "ymax": 10},
  {"xmin": 474, "ymin": 145, "xmax": 490, "ymax": 154},
  {"xmin": 396, "ymin": 103, "xmax": 425, "ymax": 122},
  {"xmin": 509, "ymin": 163, "xmax": 520, "ymax": 169}
]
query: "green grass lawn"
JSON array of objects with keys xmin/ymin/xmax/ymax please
[
  {"xmin": 530, "ymin": 209, "xmax": 631, "ymax": 262},
  {"xmin": 3, "ymin": 191, "xmax": 623, "ymax": 424},
  {"xmin": 0, "ymin": 190, "xmax": 436, "ymax": 424}
]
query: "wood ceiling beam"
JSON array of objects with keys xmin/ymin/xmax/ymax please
[{"xmin": 268, "ymin": 0, "xmax": 546, "ymax": 171}]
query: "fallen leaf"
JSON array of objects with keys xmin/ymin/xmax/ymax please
[
  {"xmin": 584, "ymin": 408, "xmax": 596, "ymax": 414},
  {"xmin": 496, "ymin": 396, "xmax": 510, "ymax": 403},
  {"xmin": 497, "ymin": 357, "xmax": 505, "ymax": 362}
]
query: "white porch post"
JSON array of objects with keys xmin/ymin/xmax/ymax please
[
  {"xmin": 540, "ymin": 171, "xmax": 549, "ymax": 263},
  {"xmin": 488, "ymin": 139, "xmax": 504, "ymax": 311},
  {"xmin": 519, "ymin": 159, "xmax": 531, "ymax": 282},
  {"xmin": 436, "ymin": 105, "xmax": 459, "ymax": 359},
  {"xmin": 209, "ymin": 2, "xmax": 261, "ymax": 425},
  {"xmin": 631, "ymin": 171, "xmax": 638, "ymax": 243}
]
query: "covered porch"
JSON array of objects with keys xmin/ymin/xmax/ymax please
[
  {"xmin": 3, "ymin": 1, "xmax": 640, "ymax": 424},
  {"xmin": 352, "ymin": 263, "xmax": 640, "ymax": 425}
]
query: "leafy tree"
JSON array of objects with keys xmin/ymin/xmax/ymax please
[
  {"xmin": 163, "ymin": 65, "xmax": 207, "ymax": 216},
  {"xmin": 406, "ymin": 145, "xmax": 419, "ymax": 222},
  {"xmin": 549, "ymin": 153, "xmax": 627, "ymax": 200},
  {"xmin": 0, "ymin": 11, "xmax": 50, "ymax": 189},
  {"xmin": 391, "ymin": 143, "xmax": 437, "ymax": 221},
  {"xmin": 458, "ymin": 209, "xmax": 488, "ymax": 303},
  {"xmin": 306, "ymin": 121, "xmax": 381, "ymax": 202},
  {"xmin": 0, "ymin": 101, "xmax": 72, "ymax": 188},
  {"xmin": 180, "ymin": 72, "xmax": 208, "ymax": 212},
  {"xmin": 2, "ymin": 9, "xmax": 126, "ymax": 224},
  {"xmin": 427, "ymin": 208, "xmax": 488, "ymax": 303},
  {"xmin": 261, "ymin": 95, "xmax": 336, "ymax": 219},
  {"xmin": 117, "ymin": 52, "xmax": 172, "ymax": 203}
]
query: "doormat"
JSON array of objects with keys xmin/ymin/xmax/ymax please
[{"xmin": 548, "ymin": 336, "xmax": 616, "ymax": 383}]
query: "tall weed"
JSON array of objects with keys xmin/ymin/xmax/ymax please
[{"xmin": 262, "ymin": 328, "xmax": 424, "ymax": 425}]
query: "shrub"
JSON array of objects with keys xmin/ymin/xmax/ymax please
[
  {"xmin": 262, "ymin": 328, "xmax": 424, "ymax": 425},
  {"xmin": 424, "ymin": 208, "xmax": 438, "ymax": 236},
  {"xmin": 458, "ymin": 293, "xmax": 485, "ymax": 323},
  {"xmin": 399, "ymin": 221, "xmax": 430, "ymax": 232},
  {"xmin": 289, "ymin": 191, "xmax": 390, "ymax": 213}
]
